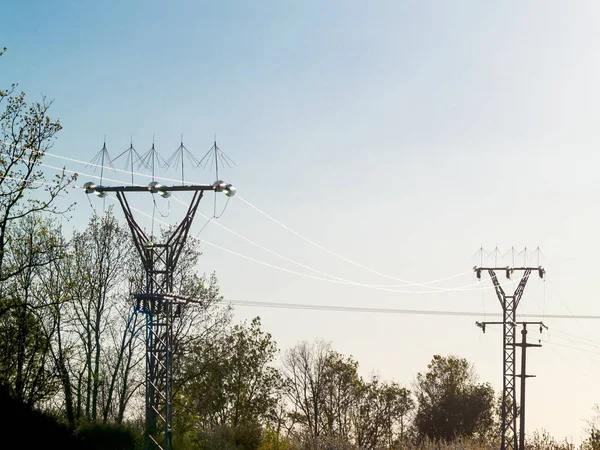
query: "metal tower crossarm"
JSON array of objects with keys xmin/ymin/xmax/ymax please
[{"xmin": 85, "ymin": 183, "xmax": 218, "ymax": 193}]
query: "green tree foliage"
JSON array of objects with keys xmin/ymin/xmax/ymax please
[
  {"xmin": 194, "ymin": 423, "xmax": 263, "ymax": 450},
  {"xmin": 413, "ymin": 354, "xmax": 495, "ymax": 443},
  {"xmin": 176, "ymin": 317, "xmax": 283, "ymax": 449},
  {"xmin": 0, "ymin": 46, "xmax": 74, "ymax": 404},
  {"xmin": 0, "ymin": 47, "xmax": 75, "ymax": 289},
  {"xmin": 321, "ymin": 351, "xmax": 360, "ymax": 440},
  {"xmin": 258, "ymin": 427, "xmax": 294, "ymax": 450},
  {"xmin": 352, "ymin": 377, "xmax": 414, "ymax": 449},
  {"xmin": 0, "ymin": 215, "xmax": 64, "ymax": 405},
  {"xmin": 44, "ymin": 210, "xmax": 230, "ymax": 428}
]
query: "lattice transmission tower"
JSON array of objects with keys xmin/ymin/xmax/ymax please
[
  {"xmin": 84, "ymin": 138, "xmax": 236, "ymax": 450},
  {"xmin": 474, "ymin": 264, "xmax": 545, "ymax": 450}
]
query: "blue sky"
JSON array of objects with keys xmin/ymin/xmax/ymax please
[{"xmin": 2, "ymin": 0, "xmax": 600, "ymax": 443}]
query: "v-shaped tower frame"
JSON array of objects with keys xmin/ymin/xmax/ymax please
[
  {"xmin": 475, "ymin": 266, "xmax": 545, "ymax": 450},
  {"xmin": 84, "ymin": 181, "xmax": 235, "ymax": 450}
]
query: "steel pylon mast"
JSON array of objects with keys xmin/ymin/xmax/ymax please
[
  {"xmin": 474, "ymin": 266, "xmax": 545, "ymax": 450},
  {"xmin": 83, "ymin": 181, "xmax": 236, "ymax": 450}
]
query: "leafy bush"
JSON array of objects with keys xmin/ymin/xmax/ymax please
[{"xmin": 259, "ymin": 428, "xmax": 294, "ymax": 450}]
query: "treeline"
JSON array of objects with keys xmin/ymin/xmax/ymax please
[
  {"xmin": 0, "ymin": 204, "xmax": 492, "ymax": 449},
  {"xmin": 1, "ymin": 207, "xmax": 598, "ymax": 450},
  {"xmin": 1, "ymin": 46, "xmax": 600, "ymax": 450}
]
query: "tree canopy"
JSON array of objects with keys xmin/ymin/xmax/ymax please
[{"xmin": 413, "ymin": 354, "xmax": 496, "ymax": 443}]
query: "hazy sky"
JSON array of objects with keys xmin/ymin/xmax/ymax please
[{"xmin": 2, "ymin": 0, "xmax": 600, "ymax": 443}]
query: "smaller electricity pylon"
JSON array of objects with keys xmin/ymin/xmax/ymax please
[
  {"xmin": 476, "ymin": 321, "xmax": 547, "ymax": 450},
  {"xmin": 474, "ymin": 265, "xmax": 545, "ymax": 450},
  {"xmin": 84, "ymin": 179, "xmax": 236, "ymax": 450}
]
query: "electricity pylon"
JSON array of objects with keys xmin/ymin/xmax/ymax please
[
  {"xmin": 84, "ymin": 180, "xmax": 236, "ymax": 450},
  {"xmin": 474, "ymin": 266, "xmax": 545, "ymax": 450}
]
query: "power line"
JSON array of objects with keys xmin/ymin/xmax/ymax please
[
  {"xmin": 0, "ymin": 139, "xmax": 184, "ymax": 184},
  {"xmin": 544, "ymin": 340, "xmax": 600, "ymax": 356},
  {"xmin": 7, "ymin": 146, "xmax": 478, "ymax": 291},
  {"xmin": 4, "ymin": 180, "xmax": 597, "ymax": 323},
  {"xmin": 0, "ymin": 141, "xmax": 479, "ymax": 288},
  {"xmin": 0, "ymin": 146, "xmax": 143, "ymax": 186},
  {"xmin": 549, "ymin": 328, "xmax": 600, "ymax": 346},
  {"xmin": 0, "ymin": 172, "xmax": 585, "ymax": 317},
  {"xmin": 0, "ymin": 157, "xmax": 499, "ymax": 295},
  {"xmin": 116, "ymin": 193, "xmax": 523, "ymax": 295},
  {"xmin": 2, "ymin": 172, "xmax": 486, "ymax": 295},
  {"xmin": 220, "ymin": 299, "xmax": 600, "ymax": 319},
  {"xmin": 545, "ymin": 331, "xmax": 600, "ymax": 350},
  {"xmin": 235, "ymin": 194, "xmax": 473, "ymax": 288},
  {"xmin": 170, "ymin": 195, "xmax": 487, "ymax": 293},
  {"xmin": 546, "ymin": 277, "xmax": 595, "ymax": 343},
  {"xmin": 5, "ymin": 175, "xmax": 600, "ymax": 348}
]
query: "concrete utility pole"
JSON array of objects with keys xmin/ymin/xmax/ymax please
[{"xmin": 474, "ymin": 265, "xmax": 545, "ymax": 450}]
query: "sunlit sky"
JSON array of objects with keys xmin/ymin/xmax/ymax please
[{"xmin": 2, "ymin": 0, "xmax": 600, "ymax": 443}]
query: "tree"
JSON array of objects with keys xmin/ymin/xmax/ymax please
[
  {"xmin": 413, "ymin": 354, "xmax": 495, "ymax": 443},
  {"xmin": 374, "ymin": 380, "xmax": 414, "ymax": 447},
  {"xmin": 0, "ymin": 215, "xmax": 64, "ymax": 405},
  {"xmin": 0, "ymin": 46, "xmax": 75, "ymax": 292},
  {"xmin": 0, "ymin": 46, "xmax": 75, "ymax": 403},
  {"xmin": 321, "ymin": 351, "xmax": 360, "ymax": 440},
  {"xmin": 177, "ymin": 317, "xmax": 284, "ymax": 449},
  {"xmin": 283, "ymin": 341, "xmax": 414, "ymax": 450},
  {"xmin": 582, "ymin": 405, "xmax": 600, "ymax": 450},
  {"xmin": 351, "ymin": 378, "xmax": 414, "ymax": 449},
  {"xmin": 282, "ymin": 339, "xmax": 331, "ymax": 439},
  {"xmin": 51, "ymin": 210, "xmax": 135, "ymax": 424},
  {"xmin": 258, "ymin": 427, "xmax": 294, "ymax": 450},
  {"xmin": 34, "ymin": 210, "xmax": 231, "ymax": 430}
]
